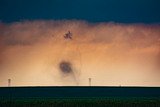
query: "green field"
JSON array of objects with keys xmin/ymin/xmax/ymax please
[
  {"xmin": 0, "ymin": 97, "xmax": 160, "ymax": 107},
  {"xmin": 0, "ymin": 87, "xmax": 160, "ymax": 106}
]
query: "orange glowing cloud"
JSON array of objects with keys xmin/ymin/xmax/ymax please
[{"xmin": 0, "ymin": 20, "xmax": 159, "ymax": 86}]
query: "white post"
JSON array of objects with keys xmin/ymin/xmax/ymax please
[
  {"xmin": 89, "ymin": 78, "xmax": 91, "ymax": 86},
  {"xmin": 8, "ymin": 79, "xmax": 11, "ymax": 87}
]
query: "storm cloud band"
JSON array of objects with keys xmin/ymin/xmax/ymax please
[{"xmin": 0, "ymin": 20, "xmax": 160, "ymax": 86}]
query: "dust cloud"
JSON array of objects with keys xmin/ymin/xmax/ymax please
[{"xmin": 0, "ymin": 20, "xmax": 159, "ymax": 86}]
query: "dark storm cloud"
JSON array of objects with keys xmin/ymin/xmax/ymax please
[
  {"xmin": 0, "ymin": 0, "xmax": 160, "ymax": 23},
  {"xmin": 59, "ymin": 61, "xmax": 72, "ymax": 74}
]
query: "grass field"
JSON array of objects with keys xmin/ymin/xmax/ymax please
[
  {"xmin": 0, "ymin": 97, "xmax": 160, "ymax": 107},
  {"xmin": 0, "ymin": 87, "xmax": 160, "ymax": 107}
]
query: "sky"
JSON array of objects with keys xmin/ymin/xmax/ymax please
[
  {"xmin": 0, "ymin": 0, "xmax": 160, "ymax": 23},
  {"xmin": 0, "ymin": 0, "xmax": 160, "ymax": 86}
]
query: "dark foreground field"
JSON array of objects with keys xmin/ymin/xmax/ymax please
[
  {"xmin": 1, "ymin": 97, "xmax": 160, "ymax": 107},
  {"xmin": 0, "ymin": 86, "xmax": 160, "ymax": 107}
]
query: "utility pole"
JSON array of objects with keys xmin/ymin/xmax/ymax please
[
  {"xmin": 89, "ymin": 78, "xmax": 91, "ymax": 86},
  {"xmin": 8, "ymin": 79, "xmax": 11, "ymax": 87}
]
